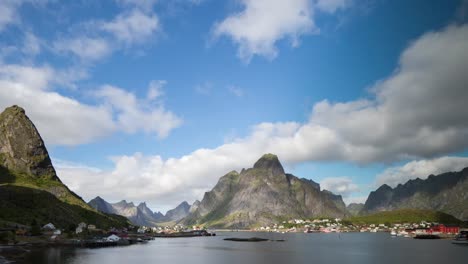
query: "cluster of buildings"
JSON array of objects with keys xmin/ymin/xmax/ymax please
[{"xmin": 253, "ymin": 218, "xmax": 463, "ymax": 237}]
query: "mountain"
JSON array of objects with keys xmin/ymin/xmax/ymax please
[
  {"xmin": 88, "ymin": 198, "xmax": 161, "ymax": 226},
  {"xmin": 163, "ymin": 201, "xmax": 191, "ymax": 222},
  {"xmin": 183, "ymin": 154, "xmax": 347, "ymax": 228},
  {"xmin": 0, "ymin": 105, "xmax": 128, "ymax": 228},
  {"xmin": 88, "ymin": 198, "xmax": 191, "ymax": 226},
  {"xmin": 88, "ymin": 196, "xmax": 115, "ymax": 214},
  {"xmin": 346, "ymin": 203, "xmax": 364, "ymax": 216},
  {"xmin": 189, "ymin": 200, "xmax": 201, "ymax": 214},
  {"xmin": 361, "ymin": 168, "xmax": 468, "ymax": 220}
]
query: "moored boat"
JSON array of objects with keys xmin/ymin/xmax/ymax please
[{"xmin": 452, "ymin": 231, "xmax": 468, "ymax": 245}]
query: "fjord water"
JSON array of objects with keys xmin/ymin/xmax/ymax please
[{"xmin": 21, "ymin": 233, "xmax": 468, "ymax": 264}]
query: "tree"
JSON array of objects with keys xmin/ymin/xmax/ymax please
[{"xmin": 31, "ymin": 219, "xmax": 41, "ymax": 236}]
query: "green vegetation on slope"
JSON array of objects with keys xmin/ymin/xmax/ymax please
[
  {"xmin": 0, "ymin": 185, "xmax": 129, "ymax": 229},
  {"xmin": 347, "ymin": 209, "xmax": 463, "ymax": 225}
]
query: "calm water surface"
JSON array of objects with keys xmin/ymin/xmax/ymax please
[{"xmin": 20, "ymin": 232, "xmax": 468, "ymax": 264}]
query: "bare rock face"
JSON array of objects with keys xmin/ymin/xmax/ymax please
[
  {"xmin": 361, "ymin": 168, "xmax": 468, "ymax": 220},
  {"xmin": 184, "ymin": 154, "xmax": 348, "ymax": 228},
  {"xmin": 0, "ymin": 105, "xmax": 58, "ymax": 180}
]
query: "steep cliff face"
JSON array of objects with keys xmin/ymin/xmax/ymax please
[
  {"xmin": 361, "ymin": 168, "xmax": 468, "ymax": 220},
  {"xmin": 0, "ymin": 105, "xmax": 84, "ymax": 205},
  {"xmin": 0, "ymin": 105, "xmax": 128, "ymax": 228},
  {"xmin": 184, "ymin": 154, "xmax": 347, "ymax": 228},
  {"xmin": 0, "ymin": 105, "xmax": 57, "ymax": 180}
]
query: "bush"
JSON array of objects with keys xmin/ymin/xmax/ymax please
[{"xmin": 0, "ymin": 231, "xmax": 16, "ymax": 243}]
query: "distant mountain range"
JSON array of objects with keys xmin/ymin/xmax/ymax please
[
  {"xmin": 88, "ymin": 197, "xmax": 193, "ymax": 226},
  {"xmin": 0, "ymin": 105, "xmax": 129, "ymax": 228},
  {"xmin": 346, "ymin": 203, "xmax": 364, "ymax": 216},
  {"xmin": 182, "ymin": 154, "xmax": 348, "ymax": 228},
  {"xmin": 361, "ymin": 168, "xmax": 468, "ymax": 220}
]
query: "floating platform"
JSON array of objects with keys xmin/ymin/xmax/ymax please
[
  {"xmin": 223, "ymin": 237, "xmax": 285, "ymax": 242},
  {"xmin": 153, "ymin": 230, "xmax": 215, "ymax": 238}
]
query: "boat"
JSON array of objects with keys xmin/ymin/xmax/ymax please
[
  {"xmin": 390, "ymin": 230, "xmax": 397, "ymax": 236},
  {"xmin": 414, "ymin": 234, "xmax": 440, "ymax": 239},
  {"xmin": 452, "ymin": 231, "xmax": 468, "ymax": 245}
]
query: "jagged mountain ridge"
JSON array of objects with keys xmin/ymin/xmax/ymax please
[
  {"xmin": 183, "ymin": 154, "xmax": 348, "ymax": 228},
  {"xmin": 88, "ymin": 198, "xmax": 194, "ymax": 226},
  {"xmin": 361, "ymin": 168, "xmax": 468, "ymax": 220},
  {"xmin": 346, "ymin": 203, "xmax": 364, "ymax": 216}
]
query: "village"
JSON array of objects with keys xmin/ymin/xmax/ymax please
[
  {"xmin": 252, "ymin": 218, "xmax": 464, "ymax": 239},
  {"xmin": 1, "ymin": 217, "xmax": 466, "ymax": 250}
]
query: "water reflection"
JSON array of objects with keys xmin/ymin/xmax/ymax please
[{"xmin": 17, "ymin": 232, "xmax": 468, "ymax": 264}]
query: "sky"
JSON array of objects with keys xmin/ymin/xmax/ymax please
[{"xmin": 1, "ymin": 0, "xmax": 468, "ymax": 213}]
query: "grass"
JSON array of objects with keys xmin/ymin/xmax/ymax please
[
  {"xmin": 0, "ymin": 185, "xmax": 129, "ymax": 229},
  {"xmin": 347, "ymin": 209, "xmax": 463, "ymax": 225},
  {"xmin": 0, "ymin": 166, "xmax": 130, "ymax": 229}
]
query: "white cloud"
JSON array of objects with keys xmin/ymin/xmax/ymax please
[
  {"xmin": 315, "ymin": 0, "xmax": 350, "ymax": 13},
  {"xmin": 213, "ymin": 0, "xmax": 317, "ymax": 61},
  {"xmin": 320, "ymin": 177, "xmax": 359, "ymax": 196},
  {"xmin": 0, "ymin": 0, "xmax": 21, "ymax": 31},
  {"xmin": 52, "ymin": 7, "xmax": 160, "ymax": 62},
  {"xmin": 343, "ymin": 196, "xmax": 367, "ymax": 205},
  {"xmin": 309, "ymin": 24, "xmax": 468, "ymax": 163},
  {"xmin": 147, "ymin": 80, "xmax": 166, "ymax": 100},
  {"xmin": 101, "ymin": 9, "xmax": 159, "ymax": 45},
  {"xmin": 22, "ymin": 32, "xmax": 41, "ymax": 56},
  {"xmin": 54, "ymin": 36, "xmax": 112, "ymax": 61},
  {"xmin": 375, "ymin": 156, "xmax": 468, "ymax": 188},
  {"xmin": 0, "ymin": 63, "xmax": 182, "ymax": 145},
  {"xmin": 228, "ymin": 85, "xmax": 244, "ymax": 97},
  {"xmin": 95, "ymin": 83, "xmax": 182, "ymax": 139},
  {"xmin": 57, "ymin": 24, "xmax": 468, "ymax": 209},
  {"xmin": 212, "ymin": 0, "xmax": 353, "ymax": 61}
]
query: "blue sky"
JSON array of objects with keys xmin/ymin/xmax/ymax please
[{"xmin": 1, "ymin": 0, "xmax": 468, "ymax": 212}]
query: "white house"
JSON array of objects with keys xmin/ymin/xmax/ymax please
[
  {"xmin": 42, "ymin": 223, "xmax": 56, "ymax": 230},
  {"xmin": 106, "ymin": 234, "xmax": 120, "ymax": 242}
]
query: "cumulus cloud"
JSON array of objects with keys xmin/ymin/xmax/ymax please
[
  {"xmin": 54, "ymin": 36, "xmax": 112, "ymax": 62},
  {"xmin": 375, "ymin": 156, "xmax": 468, "ymax": 188},
  {"xmin": 53, "ymin": 5, "xmax": 161, "ymax": 62},
  {"xmin": 309, "ymin": 24, "xmax": 468, "ymax": 163},
  {"xmin": 213, "ymin": 0, "xmax": 317, "ymax": 61},
  {"xmin": 212, "ymin": 0, "xmax": 352, "ymax": 61},
  {"xmin": 320, "ymin": 177, "xmax": 359, "ymax": 196},
  {"xmin": 0, "ymin": 63, "xmax": 182, "ymax": 145},
  {"xmin": 57, "ymin": 24, "xmax": 468, "ymax": 209},
  {"xmin": 101, "ymin": 9, "xmax": 159, "ymax": 45},
  {"xmin": 95, "ymin": 83, "xmax": 182, "ymax": 139}
]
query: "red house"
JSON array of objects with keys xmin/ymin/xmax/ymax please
[{"xmin": 430, "ymin": 224, "xmax": 459, "ymax": 234}]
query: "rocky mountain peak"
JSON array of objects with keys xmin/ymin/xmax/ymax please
[
  {"xmin": 252, "ymin": 153, "xmax": 285, "ymax": 175},
  {"xmin": 0, "ymin": 105, "xmax": 58, "ymax": 180}
]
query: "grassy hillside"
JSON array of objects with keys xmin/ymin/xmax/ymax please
[
  {"xmin": 0, "ymin": 166, "xmax": 129, "ymax": 229},
  {"xmin": 0, "ymin": 185, "xmax": 129, "ymax": 229},
  {"xmin": 347, "ymin": 209, "xmax": 463, "ymax": 225}
]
